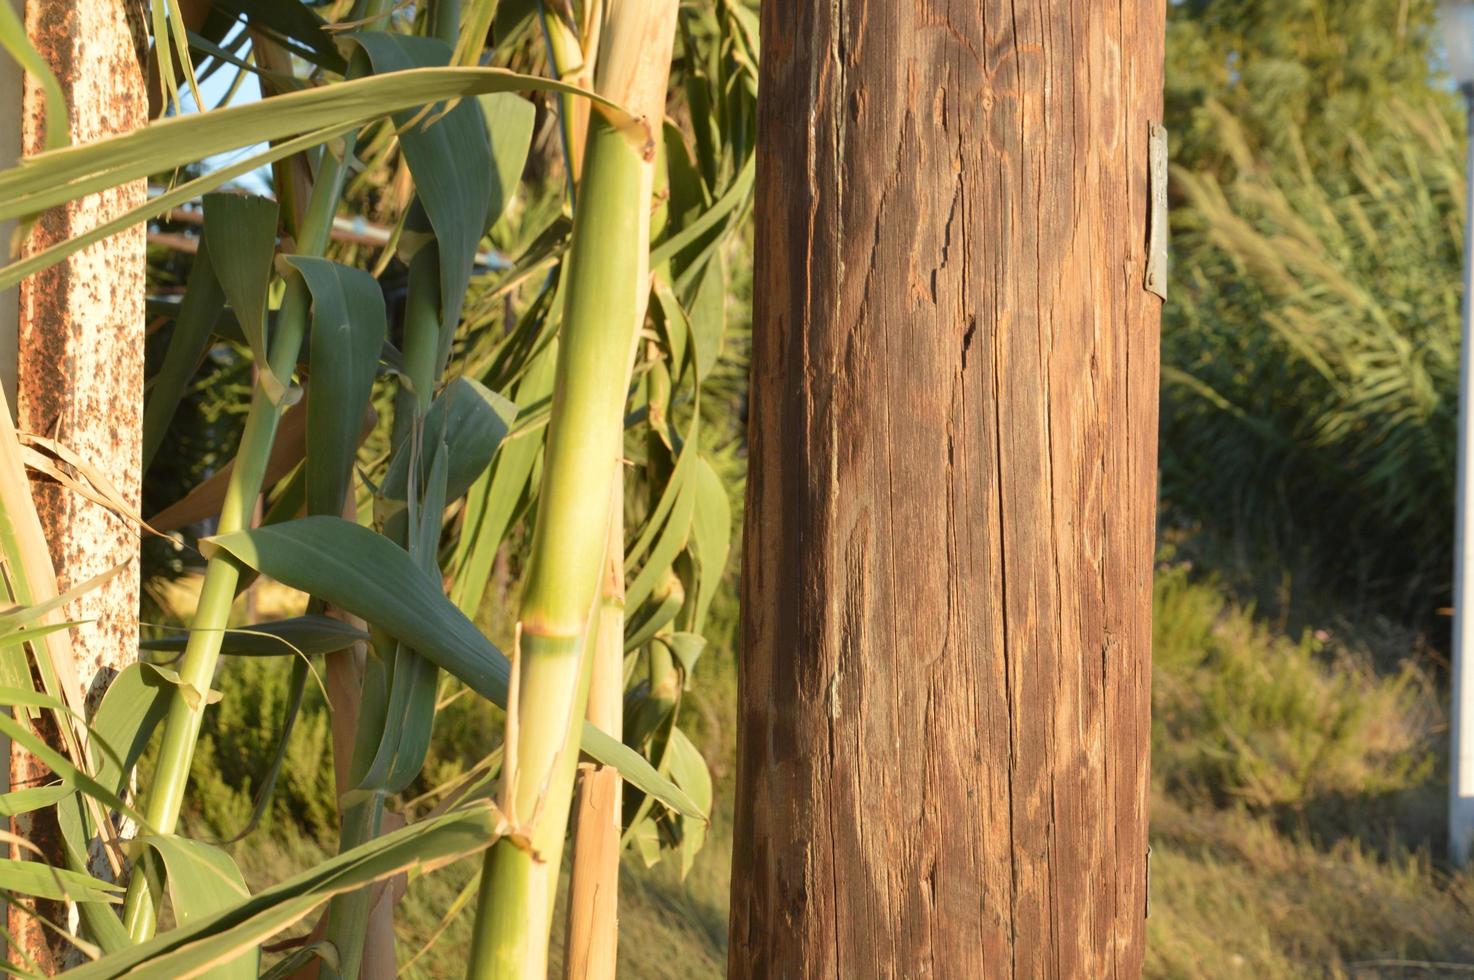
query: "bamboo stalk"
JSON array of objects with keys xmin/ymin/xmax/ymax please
[
  {"xmin": 320, "ymin": 207, "xmax": 439, "ymax": 980},
  {"xmin": 464, "ymin": 4, "xmax": 677, "ymax": 975},
  {"xmin": 541, "ymin": 0, "xmax": 603, "ymax": 187},
  {"xmin": 563, "ymin": 479, "xmax": 625, "ymax": 980},
  {"xmin": 118, "ymin": 20, "xmax": 387, "ymax": 941}
]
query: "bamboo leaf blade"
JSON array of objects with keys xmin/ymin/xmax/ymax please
[
  {"xmin": 285, "ymin": 255, "xmax": 389, "ymax": 517},
  {"xmin": 142, "ymin": 240, "xmax": 226, "ymax": 471},
  {"xmin": 478, "ymin": 92, "xmax": 537, "ymax": 232},
  {"xmin": 199, "ymin": 517, "xmax": 703, "ymax": 818},
  {"xmin": 686, "ymin": 453, "xmax": 732, "ymax": 633},
  {"xmin": 0, "ymin": 0, "xmax": 68, "ymax": 150},
  {"xmin": 0, "ymin": 858, "xmax": 123, "ymax": 904},
  {"xmin": 350, "ymin": 34, "xmax": 492, "ymax": 341},
  {"xmin": 203, "ymin": 193, "xmax": 294, "ymax": 404},
  {"xmin": 66, "ymin": 802, "xmax": 510, "ymax": 980},
  {"xmin": 450, "ymin": 340, "xmax": 557, "ymax": 617},
  {"xmin": 131, "ymin": 835, "xmax": 256, "ymax": 979},
  {"xmin": 217, "ymin": 0, "xmax": 344, "ymax": 71},
  {"xmin": 0, "ymin": 68, "xmax": 617, "ymax": 224},
  {"xmin": 378, "ymin": 377, "xmax": 516, "ymax": 542},
  {"xmin": 139, "ymin": 615, "xmax": 371, "ymax": 658},
  {"xmin": 0, "ymin": 122, "xmax": 357, "ymax": 293}
]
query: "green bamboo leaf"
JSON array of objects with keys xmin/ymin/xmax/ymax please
[
  {"xmin": 688, "ymin": 251, "xmax": 726, "ymax": 381},
  {"xmin": 649, "ymin": 150, "xmax": 754, "ymax": 271},
  {"xmin": 65, "ymin": 802, "xmax": 508, "ymax": 980},
  {"xmin": 259, "ymin": 942, "xmax": 338, "ymax": 980},
  {"xmin": 0, "ymin": 0, "xmax": 67, "ymax": 150},
  {"xmin": 354, "ymin": 440, "xmax": 449, "ymax": 799},
  {"xmin": 56, "ymin": 663, "xmax": 173, "ymax": 953},
  {"xmin": 350, "ymin": 34, "xmax": 492, "ymax": 339},
  {"xmin": 0, "ymin": 563, "xmax": 124, "ymax": 635},
  {"xmin": 142, "ymin": 239, "xmax": 225, "ymax": 471},
  {"xmin": 131, "ymin": 835, "xmax": 256, "ymax": 979},
  {"xmin": 625, "ymin": 422, "xmax": 698, "ymax": 573},
  {"xmin": 625, "ymin": 477, "xmax": 696, "ymax": 613},
  {"xmin": 217, "ymin": 0, "xmax": 343, "ymax": 71},
  {"xmin": 379, "ymin": 377, "xmax": 516, "ymax": 541},
  {"xmin": 656, "ymin": 631, "xmax": 708, "ymax": 678},
  {"xmin": 200, "ymin": 517, "xmax": 704, "ymax": 819},
  {"xmin": 0, "ymin": 67, "xmax": 615, "ymax": 223},
  {"xmin": 630, "ymin": 814, "xmax": 663, "ymax": 867},
  {"xmin": 0, "ymin": 858, "xmax": 122, "ymax": 904},
  {"xmin": 687, "ymin": 453, "xmax": 732, "ymax": 632},
  {"xmin": 653, "ymin": 278, "xmax": 691, "ymax": 380},
  {"xmin": 139, "ymin": 615, "xmax": 369, "ymax": 658},
  {"xmin": 663, "ymin": 122, "xmax": 704, "ymax": 222},
  {"xmin": 451, "ymin": 340, "xmax": 557, "ymax": 616},
  {"xmin": 664, "ymin": 727, "xmax": 712, "ymax": 878},
  {"xmin": 0, "ymin": 619, "xmax": 86, "ymax": 654},
  {"xmin": 453, "ymin": 0, "xmax": 500, "ymax": 64},
  {"xmin": 0, "ymin": 783, "xmax": 71, "ymax": 818},
  {"xmin": 479, "ymin": 92, "xmax": 537, "ymax": 232},
  {"xmin": 283, "ymin": 256, "xmax": 388, "ymax": 517},
  {"xmin": 0, "ymin": 122, "xmax": 355, "ymax": 293},
  {"xmin": 0, "ymin": 708, "xmax": 146, "ymax": 833},
  {"xmin": 623, "ymin": 580, "xmax": 684, "ymax": 653},
  {"xmin": 151, "ymin": 0, "xmax": 203, "ymax": 115},
  {"xmin": 203, "ymin": 193, "xmax": 294, "ymax": 405},
  {"xmin": 89, "ymin": 663, "xmax": 176, "ymax": 797},
  {"xmin": 184, "ymin": 30, "xmax": 301, "ymax": 91}
]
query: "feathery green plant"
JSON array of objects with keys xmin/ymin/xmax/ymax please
[{"xmin": 1164, "ymin": 97, "xmax": 1465, "ymax": 612}]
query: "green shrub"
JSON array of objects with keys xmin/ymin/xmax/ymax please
[
  {"xmin": 1162, "ymin": 98, "xmax": 1466, "ymax": 612},
  {"xmin": 1152, "ymin": 561, "xmax": 1437, "ymax": 814},
  {"xmin": 185, "ymin": 655, "xmax": 339, "ymax": 842}
]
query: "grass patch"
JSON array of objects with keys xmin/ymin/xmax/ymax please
[{"xmin": 169, "ymin": 557, "xmax": 1474, "ymax": 977}]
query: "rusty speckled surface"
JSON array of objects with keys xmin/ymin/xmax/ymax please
[{"xmin": 10, "ymin": 0, "xmax": 146, "ymax": 967}]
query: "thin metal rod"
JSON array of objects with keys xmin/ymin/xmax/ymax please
[{"xmin": 1449, "ymin": 82, "xmax": 1474, "ymax": 866}]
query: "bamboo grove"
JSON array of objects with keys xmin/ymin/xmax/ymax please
[{"xmin": 0, "ymin": 0, "xmax": 756, "ymax": 975}]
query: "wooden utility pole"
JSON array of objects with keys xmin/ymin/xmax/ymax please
[
  {"xmin": 8, "ymin": 0, "xmax": 146, "ymax": 969},
  {"xmin": 730, "ymin": 2, "xmax": 1165, "ymax": 976}
]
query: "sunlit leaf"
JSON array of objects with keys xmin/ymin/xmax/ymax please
[
  {"xmin": 131, "ymin": 835, "xmax": 256, "ymax": 979},
  {"xmin": 285, "ymin": 255, "xmax": 388, "ymax": 517},
  {"xmin": 201, "ymin": 517, "xmax": 704, "ymax": 819}
]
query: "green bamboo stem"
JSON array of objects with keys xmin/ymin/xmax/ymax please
[
  {"xmin": 120, "ymin": 82, "xmax": 365, "ymax": 952},
  {"xmin": 319, "ymin": 793, "xmax": 387, "ymax": 979},
  {"xmin": 465, "ymin": 4, "xmax": 676, "ymax": 973},
  {"xmin": 319, "ymin": 216, "xmax": 440, "ymax": 980},
  {"xmin": 636, "ymin": 357, "xmax": 680, "ymax": 737},
  {"xmin": 430, "ymin": 0, "xmax": 461, "ymax": 45},
  {"xmin": 321, "ymin": 3, "xmax": 453, "ymax": 954}
]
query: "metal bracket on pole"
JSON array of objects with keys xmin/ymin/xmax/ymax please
[{"xmin": 1145, "ymin": 122, "xmax": 1170, "ymax": 301}]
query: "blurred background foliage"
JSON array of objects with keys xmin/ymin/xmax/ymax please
[{"xmin": 1163, "ymin": 0, "xmax": 1468, "ymax": 614}]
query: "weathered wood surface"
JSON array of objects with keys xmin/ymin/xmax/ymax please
[{"xmin": 730, "ymin": 1, "xmax": 1165, "ymax": 977}]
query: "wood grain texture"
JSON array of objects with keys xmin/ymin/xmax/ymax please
[{"xmin": 730, "ymin": 2, "xmax": 1164, "ymax": 977}]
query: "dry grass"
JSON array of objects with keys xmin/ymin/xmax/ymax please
[{"xmin": 182, "ymin": 556, "xmax": 1473, "ymax": 977}]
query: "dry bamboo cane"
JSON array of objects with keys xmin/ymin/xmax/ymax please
[
  {"xmin": 464, "ymin": 3, "xmax": 677, "ymax": 976},
  {"xmin": 563, "ymin": 482, "xmax": 625, "ymax": 980}
]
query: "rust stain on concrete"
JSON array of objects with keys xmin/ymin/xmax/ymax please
[{"xmin": 9, "ymin": 0, "xmax": 147, "ymax": 967}]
